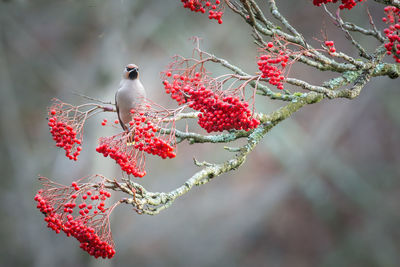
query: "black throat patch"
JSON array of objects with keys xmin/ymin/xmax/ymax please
[{"xmin": 128, "ymin": 69, "xmax": 138, "ymax": 80}]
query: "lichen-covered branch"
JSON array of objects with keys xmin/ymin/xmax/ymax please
[{"xmin": 162, "ymin": 128, "xmax": 251, "ymax": 144}]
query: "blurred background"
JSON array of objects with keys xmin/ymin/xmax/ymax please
[{"xmin": 0, "ymin": 0, "xmax": 399, "ymax": 266}]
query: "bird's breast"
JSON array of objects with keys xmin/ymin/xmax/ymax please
[{"xmin": 117, "ymin": 79, "xmax": 146, "ymax": 124}]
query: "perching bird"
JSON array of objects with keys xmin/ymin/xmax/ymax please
[{"xmin": 115, "ymin": 64, "xmax": 147, "ymax": 131}]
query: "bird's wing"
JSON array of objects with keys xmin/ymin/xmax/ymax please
[{"xmin": 115, "ymin": 90, "xmax": 127, "ymax": 131}]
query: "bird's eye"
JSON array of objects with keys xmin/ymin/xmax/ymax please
[{"xmin": 126, "ymin": 67, "xmax": 132, "ymax": 71}]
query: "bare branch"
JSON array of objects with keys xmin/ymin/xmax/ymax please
[
  {"xmin": 267, "ymin": 0, "xmax": 305, "ymax": 44},
  {"xmin": 72, "ymin": 91, "xmax": 114, "ymax": 105}
]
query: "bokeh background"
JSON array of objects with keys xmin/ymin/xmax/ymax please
[{"xmin": 1, "ymin": 0, "xmax": 399, "ymax": 266}]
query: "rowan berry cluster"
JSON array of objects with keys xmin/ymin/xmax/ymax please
[
  {"xmin": 257, "ymin": 42, "xmax": 289, "ymax": 90},
  {"xmin": 63, "ymin": 216, "xmax": 115, "ymax": 258},
  {"xmin": 97, "ymin": 111, "xmax": 176, "ymax": 176},
  {"xmin": 383, "ymin": 6, "xmax": 400, "ymax": 63},
  {"xmin": 96, "ymin": 137, "xmax": 146, "ymax": 177},
  {"xmin": 312, "ymin": 0, "xmax": 363, "ymax": 10},
  {"xmin": 35, "ymin": 191, "xmax": 64, "ymax": 234},
  {"xmin": 325, "ymin": 40, "xmax": 336, "ymax": 53},
  {"xmin": 181, "ymin": 0, "xmax": 224, "ymax": 24},
  {"xmin": 192, "ymin": 88, "xmax": 259, "ymax": 132},
  {"xmin": 34, "ymin": 176, "xmax": 116, "ymax": 259},
  {"xmin": 48, "ymin": 109, "xmax": 82, "ymax": 161},
  {"xmin": 163, "ymin": 72, "xmax": 260, "ymax": 132},
  {"xmin": 129, "ymin": 114, "xmax": 176, "ymax": 159}
]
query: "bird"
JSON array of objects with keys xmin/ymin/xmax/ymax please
[{"xmin": 115, "ymin": 63, "xmax": 147, "ymax": 132}]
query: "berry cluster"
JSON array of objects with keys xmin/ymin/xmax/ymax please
[
  {"xmin": 35, "ymin": 191, "xmax": 64, "ymax": 234},
  {"xmin": 47, "ymin": 99, "xmax": 88, "ymax": 161},
  {"xmin": 97, "ymin": 112, "xmax": 176, "ymax": 176},
  {"xmin": 48, "ymin": 110, "xmax": 82, "ymax": 161},
  {"xmin": 312, "ymin": 0, "xmax": 363, "ymax": 10},
  {"xmin": 34, "ymin": 176, "xmax": 116, "ymax": 259},
  {"xmin": 257, "ymin": 42, "xmax": 289, "ymax": 90},
  {"xmin": 129, "ymin": 114, "xmax": 176, "ymax": 159},
  {"xmin": 163, "ymin": 72, "xmax": 260, "ymax": 132},
  {"xmin": 63, "ymin": 216, "xmax": 115, "ymax": 258},
  {"xmin": 196, "ymin": 94, "xmax": 260, "ymax": 132},
  {"xmin": 383, "ymin": 6, "xmax": 400, "ymax": 63},
  {"xmin": 181, "ymin": 0, "xmax": 224, "ymax": 24},
  {"xmin": 325, "ymin": 40, "xmax": 336, "ymax": 53},
  {"xmin": 96, "ymin": 138, "xmax": 146, "ymax": 177},
  {"xmin": 164, "ymin": 72, "xmax": 190, "ymax": 104}
]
